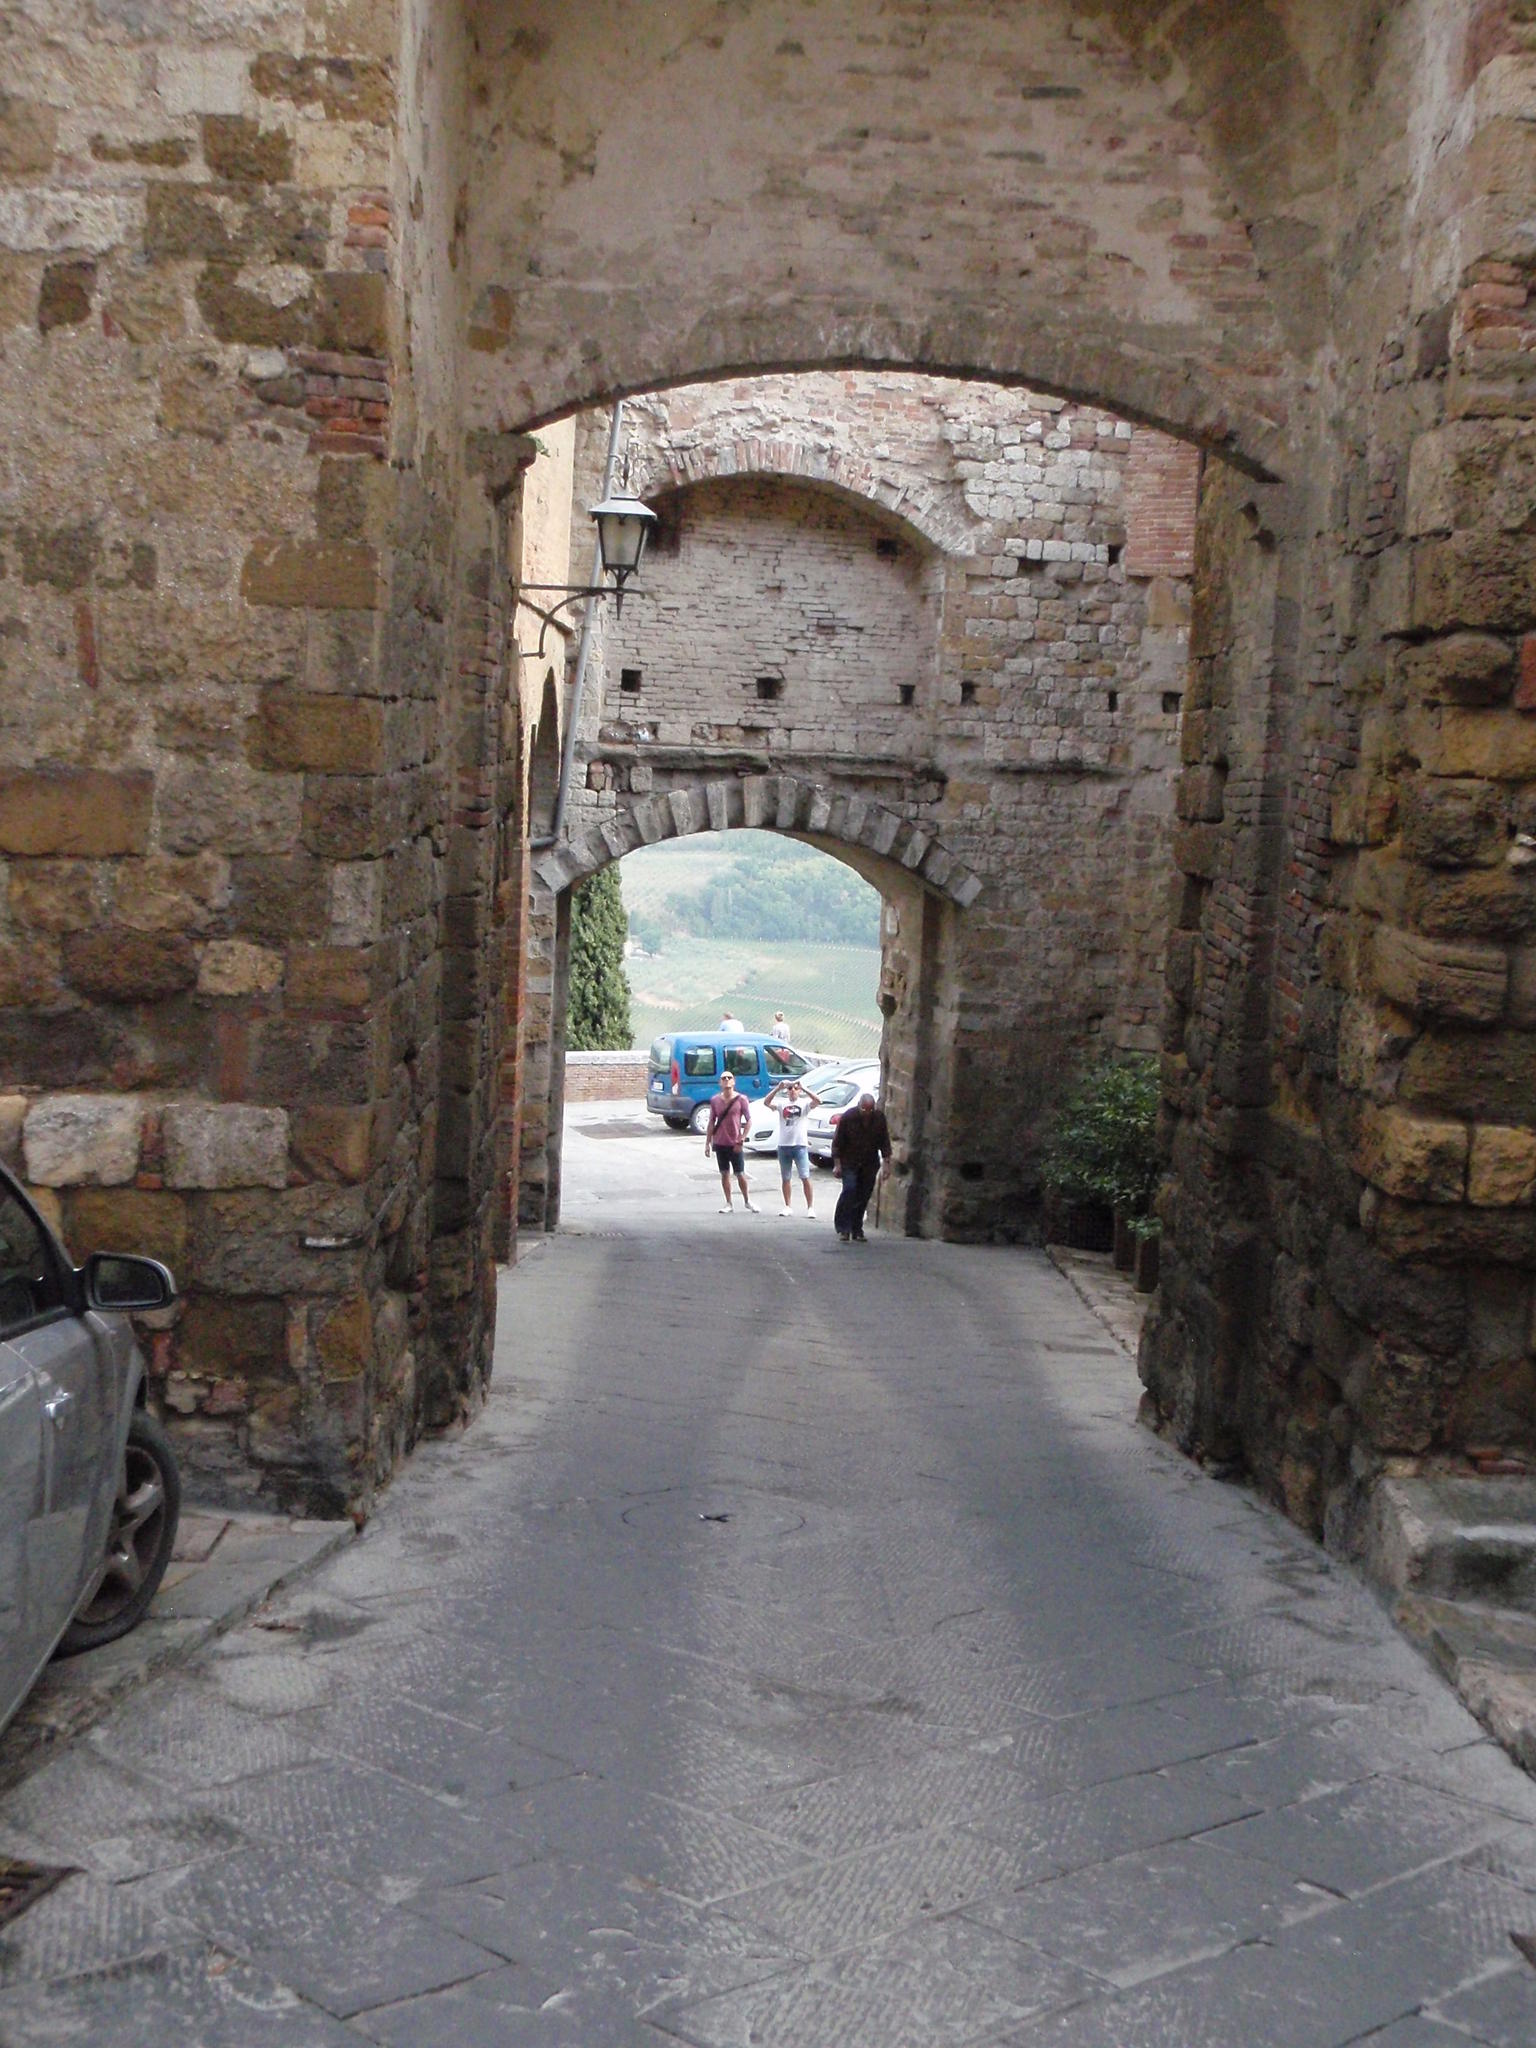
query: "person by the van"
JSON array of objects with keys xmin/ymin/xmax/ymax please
[
  {"xmin": 705, "ymin": 1071, "xmax": 756, "ymax": 1211},
  {"xmin": 719, "ymin": 1008, "xmax": 745, "ymax": 1032},
  {"xmin": 830, "ymin": 1093, "xmax": 892, "ymax": 1243},
  {"xmin": 771, "ymin": 1009, "xmax": 790, "ymax": 1041},
  {"xmin": 764, "ymin": 1076, "xmax": 821, "ymax": 1217}
]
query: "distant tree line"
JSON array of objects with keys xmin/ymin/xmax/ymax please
[{"xmin": 627, "ymin": 846, "xmax": 880, "ymax": 953}]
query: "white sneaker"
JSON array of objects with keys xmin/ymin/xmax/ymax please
[
  {"xmin": 778, "ymin": 1204, "xmax": 792, "ymax": 1218},
  {"xmin": 718, "ymin": 1203, "xmax": 733, "ymax": 1213},
  {"xmin": 804, "ymin": 1206, "xmax": 816, "ymax": 1220},
  {"xmin": 742, "ymin": 1199, "xmax": 757, "ymax": 1212}
]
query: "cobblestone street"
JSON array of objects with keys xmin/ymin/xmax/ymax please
[{"xmin": 2, "ymin": 1106, "xmax": 1536, "ymax": 2043}]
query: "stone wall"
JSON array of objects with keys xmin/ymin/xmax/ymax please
[
  {"xmin": 0, "ymin": 0, "xmax": 521, "ymax": 1513},
  {"xmin": 1141, "ymin": 3, "xmax": 1536, "ymax": 1532},
  {"xmin": 518, "ymin": 373, "xmax": 1196, "ymax": 1240}
]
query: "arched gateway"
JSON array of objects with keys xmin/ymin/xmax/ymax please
[{"xmin": 1, "ymin": 0, "xmax": 1531, "ymax": 1551}]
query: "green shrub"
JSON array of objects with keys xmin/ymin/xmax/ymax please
[{"xmin": 1039, "ymin": 1054, "xmax": 1162, "ymax": 1214}]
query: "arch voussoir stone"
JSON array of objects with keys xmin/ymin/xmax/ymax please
[{"xmin": 549, "ymin": 774, "xmax": 982, "ymax": 909}]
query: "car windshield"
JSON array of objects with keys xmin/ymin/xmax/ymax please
[{"xmin": 817, "ymin": 1080, "xmax": 860, "ymax": 1109}]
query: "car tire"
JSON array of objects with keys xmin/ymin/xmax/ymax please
[
  {"xmin": 689, "ymin": 1103, "xmax": 712, "ymax": 1135},
  {"xmin": 58, "ymin": 1407, "xmax": 181, "ymax": 1657},
  {"xmin": 662, "ymin": 1115, "xmax": 691, "ymax": 1131}
]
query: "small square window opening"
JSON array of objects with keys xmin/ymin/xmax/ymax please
[
  {"xmin": 898, "ymin": 684, "xmax": 916, "ymax": 707},
  {"xmin": 619, "ymin": 668, "xmax": 643, "ymax": 695},
  {"xmin": 755, "ymin": 676, "xmax": 783, "ymax": 701},
  {"xmin": 1162, "ymin": 691, "xmax": 1182, "ymax": 715}
]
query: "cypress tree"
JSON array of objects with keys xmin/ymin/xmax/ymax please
[{"xmin": 567, "ymin": 865, "xmax": 634, "ymax": 1049}]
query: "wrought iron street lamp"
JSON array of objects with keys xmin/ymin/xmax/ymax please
[{"xmin": 517, "ymin": 491, "xmax": 658, "ymax": 659}]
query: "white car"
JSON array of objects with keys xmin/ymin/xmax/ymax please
[
  {"xmin": 744, "ymin": 1061, "xmax": 856, "ymax": 1153},
  {"xmin": 805, "ymin": 1064, "xmax": 882, "ymax": 1166}
]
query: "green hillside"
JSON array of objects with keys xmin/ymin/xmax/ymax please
[{"xmin": 626, "ymin": 937, "xmax": 882, "ymax": 1057}]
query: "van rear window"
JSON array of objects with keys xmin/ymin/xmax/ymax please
[
  {"xmin": 764, "ymin": 1045, "xmax": 808, "ymax": 1078},
  {"xmin": 682, "ymin": 1046, "xmax": 717, "ymax": 1078},
  {"xmin": 648, "ymin": 1038, "xmax": 671, "ymax": 1071}
]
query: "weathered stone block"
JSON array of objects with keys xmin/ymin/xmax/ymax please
[
  {"xmin": 200, "ymin": 115, "xmax": 294, "ymax": 183},
  {"xmin": 1369, "ymin": 926, "xmax": 1507, "ymax": 1024},
  {"xmin": 198, "ymin": 940, "xmax": 284, "ymax": 998},
  {"xmin": 249, "ymin": 53, "xmax": 394, "ymax": 124},
  {"xmin": 1411, "ymin": 705, "xmax": 1536, "ymax": 780},
  {"xmin": 1401, "ymin": 1032, "xmax": 1536, "ymax": 1123},
  {"xmin": 0, "ymin": 770, "xmax": 152, "ymax": 857},
  {"xmin": 0, "ymin": 97, "xmax": 58, "ymax": 175},
  {"xmin": 23, "ymin": 1094, "xmax": 142, "ymax": 1187},
  {"xmin": 8, "ymin": 861, "xmax": 104, "ymax": 933},
  {"xmin": 286, "ymin": 945, "xmax": 379, "ymax": 1012},
  {"xmin": 1469, "ymin": 1125, "xmax": 1536, "ymax": 1207},
  {"xmin": 1412, "ymin": 536, "xmax": 1536, "ymax": 634},
  {"xmin": 61, "ymin": 930, "xmax": 197, "ymax": 1004},
  {"xmin": 311, "ymin": 271, "xmax": 387, "ymax": 355},
  {"xmin": 314, "ymin": 1292, "xmax": 374, "ymax": 1380},
  {"xmin": 175, "ymin": 1295, "xmax": 287, "ymax": 1383},
  {"xmin": 115, "ymin": 855, "xmax": 227, "ymax": 934},
  {"xmin": 292, "ymin": 1105, "xmax": 374, "ymax": 1184},
  {"xmin": 252, "ymin": 691, "xmax": 385, "ymax": 773},
  {"xmin": 188, "ymin": 1187, "xmax": 367, "ymax": 1296},
  {"xmin": 38, "ymin": 260, "xmax": 94, "ymax": 333},
  {"xmin": 1400, "ymin": 779, "xmax": 1505, "ymax": 868},
  {"xmin": 1175, "ymin": 764, "xmax": 1226, "ymax": 823},
  {"xmin": 1510, "ymin": 943, "xmax": 1536, "ymax": 1028},
  {"xmin": 0, "ymin": 1095, "xmax": 25, "ymax": 1171},
  {"xmin": 159, "ymin": 761, "xmax": 302, "ymax": 857},
  {"xmin": 1351, "ymin": 1104, "xmax": 1468, "ymax": 1203},
  {"xmin": 66, "ymin": 1186, "xmax": 188, "ymax": 1271},
  {"xmin": 241, "ymin": 543, "xmax": 380, "ymax": 612},
  {"xmin": 163, "ymin": 1104, "xmax": 290, "ymax": 1191}
]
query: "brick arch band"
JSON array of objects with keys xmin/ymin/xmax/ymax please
[
  {"xmin": 629, "ymin": 439, "xmax": 978, "ymax": 559},
  {"xmin": 531, "ymin": 772, "xmax": 983, "ymax": 909}
]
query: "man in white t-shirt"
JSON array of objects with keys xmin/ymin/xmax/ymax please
[
  {"xmin": 763, "ymin": 1076, "xmax": 823, "ymax": 1217},
  {"xmin": 719, "ymin": 1009, "xmax": 745, "ymax": 1032}
]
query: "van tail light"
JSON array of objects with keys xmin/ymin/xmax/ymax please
[{"xmin": 670, "ymin": 1059, "xmax": 680, "ymax": 1089}]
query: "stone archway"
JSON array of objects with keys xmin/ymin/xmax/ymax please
[{"xmin": 521, "ymin": 773, "xmax": 980, "ymax": 1236}]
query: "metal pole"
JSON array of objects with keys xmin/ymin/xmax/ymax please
[{"xmin": 530, "ymin": 399, "xmax": 625, "ymax": 851}]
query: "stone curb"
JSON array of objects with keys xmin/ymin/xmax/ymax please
[
  {"xmin": 0, "ymin": 1509, "xmax": 353, "ymax": 1795},
  {"xmin": 1044, "ymin": 1242, "xmax": 1149, "ymax": 1361},
  {"xmin": 1396, "ymin": 1592, "xmax": 1536, "ymax": 1777}
]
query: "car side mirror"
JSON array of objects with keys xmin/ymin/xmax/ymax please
[{"xmin": 83, "ymin": 1253, "xmax": 177, "ymax": 1313}]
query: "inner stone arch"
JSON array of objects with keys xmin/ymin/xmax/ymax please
[
  {"xmin": 515, "ymin": 369, "xmax": 1196, "ymax": 1241},
  {"xmin": 526, "ymin": 787, "xmax": 975, "ymax": 1238}
]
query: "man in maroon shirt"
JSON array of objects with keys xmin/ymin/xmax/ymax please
[
  {"xmin": 704, "ymin": 1070, "xmax": 757, "ymax": 1212},
  {"xmin": 830, "ymin": 1092, "xmax": 892, "ymax": 1242}
]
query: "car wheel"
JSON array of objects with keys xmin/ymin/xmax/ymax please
[
  {"xmin": 58, "ymin": 1408, "xmax": 181, "ymax": 1657},
  {"xmin": 662, "ymin": 1115, "xmax": 691, "ymax": 1130},
  {"xmin": 689, "ymin": 1103, "xmax": 711, "ymax": 1135}
]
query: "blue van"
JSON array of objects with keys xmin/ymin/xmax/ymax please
[{"xmin": 646, "ymin": 1031, "xmax": 809, "ymax": 1132}]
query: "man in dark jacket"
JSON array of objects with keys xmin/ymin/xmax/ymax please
[{"xmin": 830, "ymin": 1093, "xmax": 891, "ymax": 1243}]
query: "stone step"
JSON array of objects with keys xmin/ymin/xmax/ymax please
[{"xmin": 1367, "ymin": 1475, "xmax": 1536, "ymax": 1611}]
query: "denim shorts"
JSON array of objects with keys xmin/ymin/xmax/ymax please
[{"xmin": 778, "ymin": 1143, "xmax": 810, "ymax": 1178}]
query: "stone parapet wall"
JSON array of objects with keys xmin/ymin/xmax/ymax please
[{"xmin": 564, "ymin": 1053, "xmax": 649, "ymax": 1102}]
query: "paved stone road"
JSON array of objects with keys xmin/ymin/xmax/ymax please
[{"xmin": 2, "ymin": 1102, "xmax": 1536, "ymax": 2044}]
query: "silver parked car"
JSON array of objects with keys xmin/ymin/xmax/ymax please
[{"xmin": 0, "ymin": 1160, "xmax": 180, "ymax": 1735}]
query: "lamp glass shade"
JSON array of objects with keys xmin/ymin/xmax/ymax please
[{"xmin": 590, "ymin": 494, "xmax": 657, "ymax": 582}]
